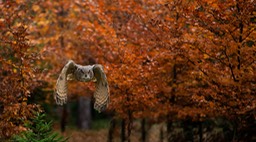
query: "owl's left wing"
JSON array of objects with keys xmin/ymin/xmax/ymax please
[{"xmin": 93, "ymin": 64, "xmax": 110, "ymax": 112}]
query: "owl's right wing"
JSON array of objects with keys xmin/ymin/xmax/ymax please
[{"xmin": 55, "ymin": 60, "xmax": 77, "ymax": 105}]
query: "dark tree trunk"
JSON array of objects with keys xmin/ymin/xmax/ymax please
[
  {"xmin": 108, "ymin": 118, "xmax": 116, "ymax": 142},
  {"xmin": 160, "ymin": 124, "xmax": 164, "ymax": 142},
  {"xmin": 127, "ymin": 121, "xmax": 131, "ymax": 142},
  {"xmin": 121, "ymin": 119, "xmax": 126, "ymax": 142},
  {"xmin": 0, "ymin": 103, "xmax": 3, "ymax": 116},
  {"xmin": 199, "ymin": 122, "xmax": 203, "ymax": 142},
  {"xmin": 125, "ymin": 88, "xmax": 133, "ymax": 142},
  {"xmin": 167, "ymin": 120, "xmax": 172, "ymax": 142},
  {"xmin": 60, "ymin": 104, "xmax": 68, "ymax": 133},
  {"xmin": 184, "ymin": 120, "xmax": 194, "ymax": 142},
  {"xmin": 141, "ymin": 119, "xmax": 146, "ymax": 142},
  {"xmin": 127, "ymin": 113, "xmax": 132, "ymax": 142},
  {"xmin": 77, "ymin": 96, "xmax": 91, "ymax": 130},
  {"xmin": 167, "ymin": 64, "xmax": 176, "ymax": 141},
  {"xmin": 232, "ymin": 120, "xmax": 238, "ymax": 142}
]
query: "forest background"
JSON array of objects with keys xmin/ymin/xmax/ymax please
[{"xmin": 0, "ymin": 0, "xmax": 255, "ymax": 142}]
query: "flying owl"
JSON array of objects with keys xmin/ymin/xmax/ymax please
[{"xmin": 54, "ymin": 60, "xmax": 109, "ymax": 112}]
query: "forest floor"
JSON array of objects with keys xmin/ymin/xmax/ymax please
[
  {"xmin": 63, "ymin": 129, "xmax": 108, "ymax": 142},
  {"xmin": 55, "ymin": 122, "xmax": 167, "ymax": 142}
]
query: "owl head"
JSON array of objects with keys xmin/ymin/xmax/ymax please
[{"xmin": 74, "ymin": 65, "xmax": 94, "ymax": 82}]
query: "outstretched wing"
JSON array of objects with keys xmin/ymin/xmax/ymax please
[
  {"xmin": 93, "ymin": 64, "xmax": 110, "ymax": 112},
  {"xmin": 55, "ymin": 60, "xmax": 77, "ymax": 105}
]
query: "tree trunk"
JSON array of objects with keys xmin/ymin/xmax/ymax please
[
  {"xmin": 199, "ymin": 122, "xmax": 202, "ymax": 142},
  {"xmin": 167, "ymin": 64, "xmax": 176, "ymax": 141},
  {"xmin": 60, "ymin": 104, "xmax": 68, "ymax": 133},
  {"xmin": 184, "ymin": 120, "xmax": 194, "ymax": 142},
  {"xmin": 121, "ymin": 119, "xmax": 126, "ymax": 142},
  {"xmin": 141, "ymin": 119, "xmax": 146, "ymax": 142},
  {"xmin": 160, "ymin": 124, "xmax": 164, "ymax": 142},
  {"xmin": 167, "ymin": 120, "xmax": 172, "ymax": 142},
  {"xmin": 232, "ymin": 120, "xmax": 238, "ymax": 142},
  {"xmin": 108, "ymin": 118, "xmax": 116, "ymax": 142},
  {"xmin": 77, "ymin": 96, "xmax": 91, "ymax": 130},
  {"xmin": 127, "ymin": 114, "xmax": 132, "ymax": 142}
]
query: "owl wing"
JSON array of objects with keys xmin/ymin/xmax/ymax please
[
  {"xmin": 92, "ymin": 64, "xmax": 110, "ymax": 112},
  {"xmin": 55, "ymin": 60, "xmax": 77, "ymax": 105}
]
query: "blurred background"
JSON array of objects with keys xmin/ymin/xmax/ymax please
[{"xmin": 0, "ymin": 0, "xmax": 255, "ymax": 141}]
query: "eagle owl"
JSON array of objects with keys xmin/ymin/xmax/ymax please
[{"xmin": 55, "ymin": 60, "xmax": 109, "ymax": 112}]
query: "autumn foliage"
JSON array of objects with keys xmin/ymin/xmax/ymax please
[
  {"xmin": 0, "ymin": 1, "xmax": 42, "ymax": 138},
  {"xmin": 0, "ymin": 0, "xmax": 255, "ymax": 141}
]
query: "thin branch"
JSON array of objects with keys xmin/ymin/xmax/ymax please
[
  {"xmin": 242, "ymin": 27, "xmax": 256, "ymax": 41},
  {"xmin": 183, "ymin": 55, "xmax": 221, "ymax": 88},
  {"xmin": 196, "ymin": 46, "xmax": 228, "ymax": 66},
  {"xmin": 223, "ymin": 46, "xmax": 238, "ymax": 82},
  {"xmin": 228, "ymin": 27, "xmax": 239, "ymax": 43}
]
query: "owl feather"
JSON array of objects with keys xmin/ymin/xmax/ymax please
[{"xmin": 55, "ymin": 60, "xmax": 110, "ymax": 112}]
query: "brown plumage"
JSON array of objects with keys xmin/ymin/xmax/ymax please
[{"xmin": 55, "ymin": 60, "xmax": 109, "ymax": 112}]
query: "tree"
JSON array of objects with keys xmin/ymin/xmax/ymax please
[
  {"xmin": 179, "ymin": 0, "xmax": 256, "ymax": 121},
  {"xmin": 171, "ymin": 0, "xmax": 256, "ymax": 140},
  {"xmin": 0, "ymin": 1, "xmax": 42, "ymax": 139},
  {"xmin": 13, "ymin": 112, "xmax": 68, "ymax": 142}
]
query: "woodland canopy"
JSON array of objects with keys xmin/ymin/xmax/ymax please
[{"xmin": 0, "ymin": 0, "xmax": 255, "ymax": 141}]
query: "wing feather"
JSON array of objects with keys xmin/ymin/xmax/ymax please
[
  {"xmin": 55, "ymin": 60, "xmax": 77, "ymax": 105},
  {"xmin": 93, "ymin": 64, "xmax": 109, "ymax": 112}
]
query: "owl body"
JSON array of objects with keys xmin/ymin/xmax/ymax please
[{"xmin": 55, "ymin": 60, "xmax": 109, "ymax": 112}]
